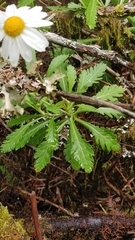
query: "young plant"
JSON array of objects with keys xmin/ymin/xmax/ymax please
[
  {"xmin": 1, "ymin": 54, "xmax": 125, "ymax": 173},
  {"xmin": 48, "ymin": 0, "xmax": 98, "ymax": 29}
]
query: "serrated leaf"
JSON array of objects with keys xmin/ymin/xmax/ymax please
[
  {"xmin": 96, "ymin": 107, "xmax": 124, "ymax": 118},
  {"xmin": 24, "ymin": 95, "xmax": 42, "ymax": 114},
  {"xmin": 15, "ymin": 121, "xmax": 48, "ymax": 149},
  {"xmin": 46, "ymin": 54, "xmax": 69, "ymax": 77},
  {"xmin": 68, "ymin": 2, "xmax": 83, "ymax": 9},
  {"xmin": 34, "ymin": 118, "xmax": 59, "ymax": 172},
  {"xmin": 67, "ymin": 65, "xmax": 76, "ymax": 92},
  {"xmin": 77, "ymin": 63, "xmax": 106, "ymax": 94},
  {"xmin": 85, "ymin": 0, "xmax": 98, "ymax": 29},
  {"xmin": 95, "ymin": 84, "xmax": 125, "ymax": 102},
  {"xmin": 64, "ymin": 118, "xmax": 94, "ymax": 173},
  {"xmin": 29, "ymin": 127, "xmax": 46, "ymax": 146},
  {"xmin": 1, "ymin": 123, "xmax": 32, "ymax": 152},
  {"xmin": 17, "ymin": 0, "xmax": 34, "ymax": 7},
  {"xmin": 41, "ymin": 98, "xmax": 61, "ymax": 114},
  {"xmin": 76, "ymin": 118, "xmax": 120, "ymax": 152},
  {"xmin": 64, "ymin": 133, "xmax": 80, "ymax": 171},
  {"xmin": 75, "ymin": 104, "xmax": 96, "ymax": 114},
  {"xmin": 57, "ymin": 61, "xmax": 69, "ymax": 92},
  {"xmin": 34, "ymin": 141, "xmax": 54, "ymax": 172},
  {"xmin": 7, "ymin": 114, "xmax": 41, "ymax": 127},
  {"xmin": 1, "ymin": 120, "xmax": 48, "ymax": 152}
]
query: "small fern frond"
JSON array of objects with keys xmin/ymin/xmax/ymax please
[
  {"xmin": 95, "ymin": 85, "xmax": 125, "ymax": 102},
  {"xmin": 1, "ymin": 123, "xmax": 32, "ymax": 152},
  {"xmin": 64, "ymin": 117, "xmax": 94, "ymax": 173},
  {"xmin": 85, "ymin": 0, "xmax": 98, "ymax": 29},
  {"xmin": 1, "ymin": 118, "xmax": 47, "ymax": 152},
  {"xmin": 7, "ymin": 114, "xmax": 41, "ymax": 127},
  {"xmin": 96, "ymin": 107, "xmax": 124, "ymax": 118},
  {"xmin": 77, "ymin": 63, "xmax": 106, "ymax": 94},
  {"xmin": 34, "ymin": 118, "xmax": 59, "ymax": 172},
  {"xmin": 76, "ymin": 118, "xmax": 120, "ymax": 152}
]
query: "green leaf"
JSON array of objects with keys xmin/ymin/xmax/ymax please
[
  {"xmin": 1, "ymin": 119, "xmax": 47, "ymax": 152},
  {"xmin": 75, "ymin": 104, "xmax": 96, "ymax": 114},
  {"xmin": 67, "ymin": 65, "xmax": 76, "ymax": 92},
  {"xmin": 56, "ymin": 60, "xmax": 69, "ymax": 92},
  {"xmin": 46, "ymin": 54, "xmax": 69, "ymax": 77},
  {"xmin": 15, "ymin": 121, "xmax": 47, "ymax": 149},
  {"xmin": 85, "ymin": 0, "xmax": 98, "ymax": 29},
  {"xmin": 24, "ymin": 94, "xmax": 45, "ymax": 114},
  {"xmin": 96, "ymin": 107, "xmax": 124, "ymax": 118},
  {"xmin": 64, "ymin": 118, "xmax": 94, "ymax": 173},
  {"xmin": 95, "ymin": 84, "xmax": 125, "ymax": 102},
  {"xmin": 29, "ymin": 127, "xmax": 46, "ymax": 146},
  {"xmin": 41, "ymin": 98, "xmax": 61, "ymax": 114},
  {"xmin": 34, "ymin": 118, "xmax": 59, "ymax": 172},
  {"xmin": 17, "ymin": 0, "xmax": 34, "ymax": 7},
  {"xmin": 64, "ymin": 133, "xmax": 80, "ymax": 171},
  {"xmin": 67, "ymin": 2, "xmax": 83, "ymax": 9},
  {"xmin": 34, "ymin": 141, "xmax": 54, "ymax": 172},
  {"xmin": 7, "ymin": 114, "xmax": 41, "ymax": 127},
  {"xmin": 76, "ymin": 118, "xmax": 120, "ymax": 152},
  {"xmin": 77, "ymin": 63, "xmax": 106, "ymax": 94},
  {"xmin": 1, "ymin": 123, "xmax": 32, "ymax": 152}
]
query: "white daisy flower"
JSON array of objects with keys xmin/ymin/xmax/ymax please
[{"xmin": 0, "ymin": 4, "xmax": 53, "ymax": 67}]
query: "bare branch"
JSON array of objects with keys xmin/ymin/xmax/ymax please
[
  {"xmin": 44, "ymin": 32, "xmax": 135, "ymax": 71},
  {"xmin": 56, "ymin": 91, "xmax": 135, "ymax": 118}
]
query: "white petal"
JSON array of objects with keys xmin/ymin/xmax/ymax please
[
  {"xmin": 15, "ymin": 6, "xmax": 30, "ymax": 18},
  {"xmin": 29, "ymin": 6, "xmax": 43, "ymax": 13},
  {"xmin": 16, "ymin": 36, "xmax": 32, "ymax": 62},
  {"xmin": 25, "ymin": 20, "xmax": 53, "ymax": 28},
  {"xmin": 6, "ymin": 4, "xmax": 17, "ymax": 17},
  {"xmin": 24, "ymin": 12, "xmax": 47, "ymax": 22},
  {"xmin": 0, "ymin": 11, "xmax": 7, "ymax": 22},
  {"xmin": 8, "ymin": 38, "xmax": 20, "ymax": 66},
  {"xmin": 2, "ymin": 36, "xmax": 19, "ymax": 66},
  {"xmin": 21, "ymin": 27, "xmax": 49, "ymax": 51},
  {"xmin": 0, "ymin": 29, "xmax": 5, "ymax": 41},
  {"xmin": 1, "ymin": 35, "xmax": 12, "ymax": 59},
  {"xmin": 22, "ymin": 8, "xmax": 47, "ymax": 24}
]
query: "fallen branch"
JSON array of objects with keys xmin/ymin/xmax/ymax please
[
  {"xmin": 44, "ymin": 32, "xmax": 135, "ymax": 71},
  {"xmin": 56, "ymin": 91, "xmax": 135, "ymax": 118},
  {"xmin": 42, "ymin": 215, "xmax": 135, "ymax": 239}
]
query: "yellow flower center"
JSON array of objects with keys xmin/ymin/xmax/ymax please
[{"xmin": 4, "ymin": 16, "xmax": 25, "ymax": 37}]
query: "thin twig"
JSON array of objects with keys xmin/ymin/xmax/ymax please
[
  {"xmin": 44, "ymin": 32, "xmax": 135, "ymax": 71},
  {"xmin": 56, "ymin": 91, "xmax": 135, "ymax": 118},
  {"xmin": 30, "ymin": 191, "xmax": 43, "ymax": 240},
  {"xmin": 19, "ymin": 187, "xmax": 74, "ymax": 217}
]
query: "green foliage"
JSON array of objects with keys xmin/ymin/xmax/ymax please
[
  {"xmin": 77, "ymin": 63, "xmax": 107, "ymax": 93},
  {"xmin": 17, "ymin": 0, "xmax": 35, "ymax": 7},
  {"xmin": 48, "ymin": 0, "xmax": 98, "ymax": 30},
  {"xmin": 76, "ymin": 118, "xmax": 120, "ymax": 151},
  {"xmin": 80, "ymin": 0, "xmax": 98, "ymax": 29},
  {"xmin": 1, "ymin": 54, "xmax": 126, "ymax": 173},
  {"xmin": 0, "ymin": 0, "xmax": 6, "ymax": 7},
  {"xmin": 0, "ymin": 203, "xmax": 30, "ymax": 240},
  {"xmin": 67, "ymin": 65, "xmax": 76, "ymax": 93},
  {"xmin": 46, "ymin": 54, "xmax": 69, "ymax": 77},
  {"xmin": 34, "ymin": 118, "xmax": 59, "ymax": 171},
  {"xmin": 95, "ymin": 84, "xmax": 125, "ymax": 101},
  {"xmin": 64, "ymin": 117, "xmax": 94, "ymax": 173}
]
